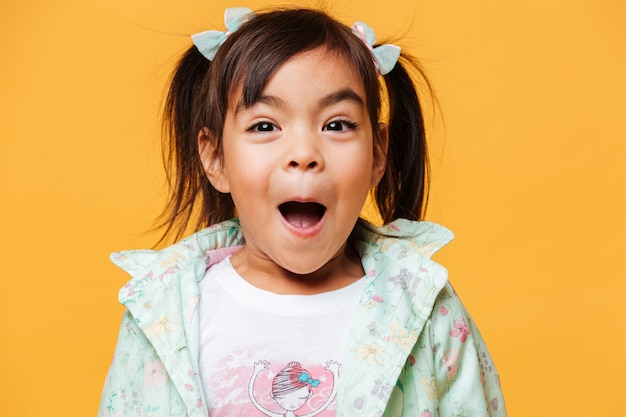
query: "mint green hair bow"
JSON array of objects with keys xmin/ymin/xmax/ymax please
[
  {"xmin": 298, "ymin": 372, "xmax": 321, "ymax": 387},
  {"xmin": 191, "ymin": 7, "xmax": 253, "ymax": 61},
  {"xmin": 352, "ymin": 22, "xmax": 401, "ymax": 75}
]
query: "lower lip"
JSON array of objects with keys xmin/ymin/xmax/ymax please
[{"xmin": 280, "ymin": 212, "xmax": 326, "ymax": 238}]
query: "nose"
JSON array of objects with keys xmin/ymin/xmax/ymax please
[
  {"xmin": 284, "ymin": 133, "xmax": 324, "ymax": 171},
  {"xmin": 288, "ymin": 159, "xmax": 318, "ymax": 169}
]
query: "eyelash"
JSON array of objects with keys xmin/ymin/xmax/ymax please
[
  {"xmin": 246, "ymin": 121, "xmax": 277, "ymax": 132},
  {"xmin": 323, "ymin": 118, "xmax": 359, "ymax": 131}
]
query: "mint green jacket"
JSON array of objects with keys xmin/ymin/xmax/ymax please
[{"xmin": 98, "ymin": 219, "xmax": 506, "ymax": 417}]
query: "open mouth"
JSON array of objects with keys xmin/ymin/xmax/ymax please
[{"xmin": 278, "ymin": 201, "xmax": 326, "ymax": 228}]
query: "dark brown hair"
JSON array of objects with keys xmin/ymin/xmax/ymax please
[{"xmin": 159, "ymin": 7, "xmax": 432, "ymax": 243}]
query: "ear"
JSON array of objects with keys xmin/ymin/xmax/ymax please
[
  {"xmin": 198, "ymin": 128, "xmax": 230, "ymax": 193},
  {"xmin": 370, "ymin": 122, "xmax": 389, "ymax": 188}
]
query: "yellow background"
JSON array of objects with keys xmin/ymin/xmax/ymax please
[{"xmin": 1, "ymin": 0, "xmax": 624, "ymax": 415}]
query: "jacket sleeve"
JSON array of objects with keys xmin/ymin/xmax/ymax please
[
  {"xmin": 429, "ymin": 283, "xmax": 507, "ymax": 417},
  {"xmin": 99, "ymin": 311, "xmax": 191, "ymax": 417},
  {"xmin": 98, "ymin": 310, "xmax": 150, "ymax": 417}
]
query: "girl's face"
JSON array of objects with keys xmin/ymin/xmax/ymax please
[
  {"xmin": 200, "ymin": 47, "xmax": 386, "ymax": 292},
  {"xmin": 272, "ymin": 385, "xmax": 312, "ymax": 411}
]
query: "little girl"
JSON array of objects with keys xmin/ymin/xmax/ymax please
[{"xmin": 99, "ymin": 6, "xmax": 506, "ymax": 417}]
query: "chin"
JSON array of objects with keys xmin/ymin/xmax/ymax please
[{"xmin": 282, "ymin": 262, "xmax": 325, "ymax": 276}]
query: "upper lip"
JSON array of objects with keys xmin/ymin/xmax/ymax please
[
  {"xmin": 277, "ymin": 195, "xmax": 327, "ymax": 207},
  {"xmin": 278, "ymin": 200, "xmax": 327, "ymax": 210}
]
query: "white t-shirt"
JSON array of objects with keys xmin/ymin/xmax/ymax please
[{"xmin": 197, "ymin": 256, "xmax": 364, "ymax": 417}]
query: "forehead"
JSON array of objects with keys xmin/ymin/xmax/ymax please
[
  {"xmin": 274, "ymin": 47, "xmax": 361, "ymax": 80},
  {"xmin": 276, "ymin": 385, "xmax": 311, "ymax": 397},
  {"xmin": 231, "ymin": 47, "xmax": 366, "ymax": 110}
]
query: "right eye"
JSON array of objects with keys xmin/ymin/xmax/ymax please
[{"xmin": 248, "ymin": 121, "xmax": 277, "ymax": 132}]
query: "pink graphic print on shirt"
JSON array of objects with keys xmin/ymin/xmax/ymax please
[
  {"xmin": 206, "ymin": 355, "xmax": 340, "ymax": 417},
  {"xmin": 249, "ymin": 360, "xmax": 340, "ymax": 417}
]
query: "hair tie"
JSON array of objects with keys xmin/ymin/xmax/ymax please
[
  {"xmin": 191, "ymin": 7, "xmax": 253, "ymax": 61},
  {"xmin": 298, "ymin": 372, "xmax": 320, "ymax": 387},
  {"xmin": 352, "ymin": 22, "xmax": 401, "ymax": 75}
]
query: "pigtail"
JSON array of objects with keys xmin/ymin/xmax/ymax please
[
  {"xmin": 157, "ymin": 46, "xmax": 234, "ymax": 245},
  {"xmin": 376, "ymin": 52, "xmax": 432, "ymax": 222}
]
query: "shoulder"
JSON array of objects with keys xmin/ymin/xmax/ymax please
[
  {"xmin": 110, "ymin": 219, "xmax": 245, "ymax": 277},
  {"xmin": 354, "ymin": 219, "xmax": 454, "ymax": 315},
  {"xmin": 111, "ymin": 219, "xmax": 245, "ymax": 307},
  {"xmin": 355, "ymin": 218, "xmax": 454, "ymax": 260},
  {"xmin": 421, "ymin": 282, "xmax": 484, "ymax": 358}
]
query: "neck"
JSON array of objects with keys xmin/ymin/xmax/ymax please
[{"xmin": 229, "ymin": 242, "xmax": 364, "ymax": 295}]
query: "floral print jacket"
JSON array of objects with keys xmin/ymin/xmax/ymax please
[{"xmin": 98, "ymin": 219, "xmax": 506, "ymax": 417}]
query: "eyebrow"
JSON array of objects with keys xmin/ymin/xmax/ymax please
[
  {"xmin": 318, "ymin": 88, "xmax": 365, "ymax": 108},
  {"xmin": 234, "ymin": 88, "xmax": 365, "ymax": 115}
]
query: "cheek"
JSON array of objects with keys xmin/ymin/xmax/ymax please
[
  {"xmin": 334, "ymin": 147, "xmax": 376, "ymax": 188},
  {"xmin": 222, "ymin": 145, "xmax": 269, "ymax": 191}
]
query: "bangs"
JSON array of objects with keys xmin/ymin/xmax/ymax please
[{"xmin": 216, "ymin": 8, "xmax": 378, "ymax": 111}]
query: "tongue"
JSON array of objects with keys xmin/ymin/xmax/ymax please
[
  {"xmin": 284, "ymin": 212, "xmax": 318, "ymax": 228},
  {"xmin": 281, "ymin": 202, "xmax": 324, "ymax": 228}
]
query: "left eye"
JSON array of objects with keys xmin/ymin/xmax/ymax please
[{"xmin": 323, "ymin": 120, "xmax": 356, "ymax": 131}]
